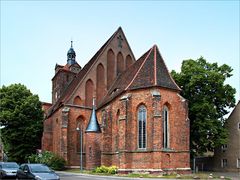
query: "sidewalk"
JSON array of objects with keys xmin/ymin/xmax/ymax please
[{"xmin": 210, "ymin": 171, "xmax": 240, "ymax": 180}]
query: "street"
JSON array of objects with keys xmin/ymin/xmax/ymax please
[
  {"xmin": 57, "ymin": 171, "xmax": 240, "ymax": 180},
  {"xmin": 57, "ymin": 171, "xmax": 174, "ymax": 180}
]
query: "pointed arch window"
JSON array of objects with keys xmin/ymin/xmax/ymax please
[
  {"xmin": 163, "ymin": 106, "xmax": 170, "ymax": 148},
  {"xmin": 138, "ymin": 105, "xmax": 147, "ymax": 149}
]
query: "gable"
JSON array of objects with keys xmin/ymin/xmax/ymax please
[
  {"xmin": 47, "ymin": 27, "xmax": 136, "ymax": 117},
  {"xmin": 98, "ymin": 45, "xmax": 181, "ymax": 108}
]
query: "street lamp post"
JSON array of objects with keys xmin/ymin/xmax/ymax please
[
  {"xmin": 76, "ymin": 123, "xmax": 83, "ymax": 171},
  {"xmin": 0, "ymin": 124, "xmax": 5, "ymax": 161}
]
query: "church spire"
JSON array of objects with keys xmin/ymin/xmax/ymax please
[
  {"xmin": 67, "ymin": 41, "xmax": 76, "ymax": 65},
  {"xmin": 85, "ymin": 98, "xmax": 101, "ymax": 133}
]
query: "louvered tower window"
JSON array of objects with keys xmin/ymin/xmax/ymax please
[{"xmin": 138, "ymin": 105, "xmax": 147, "ymax": 149}]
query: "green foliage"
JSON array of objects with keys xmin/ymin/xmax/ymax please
[
  {"xmin": 49, "ymin": 155, "xmax": 66, "ymax": 170},
  {"xmin": 171, "ymin": 57, "xmax": 236, "ymax": 156},
  {"xmin": 93, "ymin": 165, "xmax": 117, "ymax": 174},
  {"xmin": 0, "ymin": 84, "xmax": 44, "ymax": 163},
  {"xmin": 28, "ymin": 151, "xmax": 66, "ymax": 170}
]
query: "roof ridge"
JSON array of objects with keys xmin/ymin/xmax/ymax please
[
  {"xmin": 154, "ymin": 45, "xmax": 157, "ymax": 86},
  {"xmin": 125, "ymin": 45, "xmax": 154, "ymax": 90},
  {"xmin": 47, "ymin": 27, "xmax": 125, "ymax": 117},
  {"xmin": 155, "ymin": 45, "xmax": 181, "ymax": 91},
  {"xmin": 97, "ymin": 48, "xmax": 151, "ymax": 108},
  {"xmin": 65, "ymin": 27, "xmax": 122, "ymax": 103}
]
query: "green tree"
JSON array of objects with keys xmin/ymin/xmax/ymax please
[
  {"xmin": 171, "ymin": 57, "xmax": 236, "ymax": 156},
  {"xmin": 0, "ymin": 84, "xmax": 43, "ymax": 163}
]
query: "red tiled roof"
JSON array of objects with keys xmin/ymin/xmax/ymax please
[{"xmin": 98, "ymin": 45, "xmax": 181, "ymax": 108}]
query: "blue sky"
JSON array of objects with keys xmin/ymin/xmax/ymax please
[{"xmin": 1, "ymin": 1, "xmax": 239, "ymax": 107}]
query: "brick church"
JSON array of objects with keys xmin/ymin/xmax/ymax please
[{"xmin": 42, "ymin": 27, "xmax": 190, "ymax": 173}]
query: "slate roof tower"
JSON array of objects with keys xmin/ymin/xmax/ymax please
[
  {"xmin": 85, "ymin": 98, "xmax": 101, "ymax": 133},
  {"xmin": 85, "ymin": 99, "xmax": 102, "ymax": 170},
  {"xmin": 51, "ymin": 41, "xmax": 81, "ymax": 103},
  {"xmin": 67, "ymin": 41, "xmax": 76, "ymax": 65}
]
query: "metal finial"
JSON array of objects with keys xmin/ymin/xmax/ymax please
[{"xmin": 71, "ymin": 40, "xmax": 73, "ymax": 48}]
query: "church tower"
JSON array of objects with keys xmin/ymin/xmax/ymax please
[
  {"xmin": 52, "ymin": 41, "xmax": 81, "ymax": 103},
  {"xmin": 67, "ymin": 41, "xmax": 76, "ymax": 65}
]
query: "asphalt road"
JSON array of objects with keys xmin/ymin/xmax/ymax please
[
  {"xmin": 57, "ymin": 171, "xmax": 240, "ymax": 180},
  {"xmin": 57, "ymin": 172, "xmax": 172, "ymax": 180}
]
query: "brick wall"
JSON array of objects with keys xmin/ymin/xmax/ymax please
[
  {"xmin": 42, "ymin": 87, "xmax": 190, "ymax": 173},
  {"xmin": 85, "ymin": 133, "xmax": 102, "ymax": 170},
  {"xmin": 98, "ymin": 87, "xmax": 190, "ymax": 172}
]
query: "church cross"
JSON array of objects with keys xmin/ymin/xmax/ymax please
[{"xmin": 117, "ymin": 35, "xmax": 123, "ymax": 48}]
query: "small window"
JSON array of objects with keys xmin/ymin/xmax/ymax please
[
  {"xmin": 237, "ymin": 158, "xmax": 240, "ymax": 168},
  {"xmin": 221, "ymin": 144, "xmax": 228, "ymax": 152},
  {"xmin": 19, "ymin": 165, "xmax": 24, "ymax": 170},
  {"xmin": 138, "ymin": 105, "xmax": 147, "ymax": 149},
  {"xmin": 23, "ymin": 165, "xmax": 29, "ymax": 172},
  {"xmin": 163, "ymin": 106, "xmax": 170, "ymax": 148},
  {"xmin": 221, "ymin": 159, "xmax": 227, "ymax": 168},
  {"xmin": 238, "ymin": 122, "xmax": 240, "ymax": 130}
]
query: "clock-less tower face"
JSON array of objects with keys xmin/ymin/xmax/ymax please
[{"xmin": 70, "ymin": 64, "xmax": 81, "ymax": 73}]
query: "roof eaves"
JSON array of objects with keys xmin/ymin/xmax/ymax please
[{"xmin": 46, "ymin": 102, "xmax": 64, "ymax": 118}]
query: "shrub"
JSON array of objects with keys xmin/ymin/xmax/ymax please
[
  {"xmin": 107, "ymin": 166, "xmax": 117, "ymax": 174},
  {"xmin": 94, "ymin": 165, "xmax": 108, "ymax": 173},
  {"xmin": 28, "ymin": 151, "xmax": 66, "ymax": 170},
  {"xmin": 93, "ymin": 165, "xmax": 117, "ymax": 174},
  {"xmin": 48, "ymin": 155, "xmax": 66, "ymax": 170}
]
